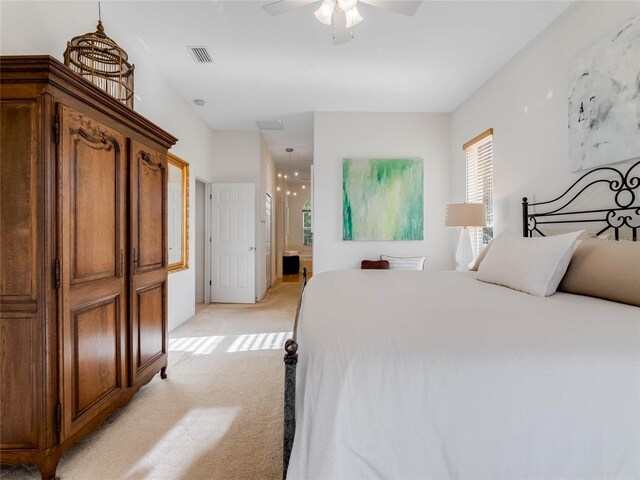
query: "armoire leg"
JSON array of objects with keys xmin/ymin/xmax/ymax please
[
  {"xmin": 160, "ymin": 366, "xmax": 167, "ymax": 379},
  {"xmin": 38, "ymin": 453, "xmax": 62, "ymax": 480}
]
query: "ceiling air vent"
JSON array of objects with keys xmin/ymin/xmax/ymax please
[
  {"xmin": 257, "ymin": 120, "xmax": 284, "ymax": 130},
  {"xmin": 187, "ymin": 46, "xmax": 213, "ymax": 64}
]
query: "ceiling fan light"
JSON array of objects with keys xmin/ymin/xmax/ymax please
[
  {"xmin": 337, "ymin": 0, "xmax": 357, "ymax": 12},
  {"xmin": 314, "ymin": 0, "xmax": 334, "ymax": 26},
  {"xmin": 345, "ymin": 5, "xmax": 363, "ymax": 28}
]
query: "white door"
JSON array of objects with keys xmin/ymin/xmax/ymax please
[
  {"xmin": 211, "ymin": 183, "xmax": 256, "ymax": 303},
  {"xmin": 265, "ymin": 193, "xmax": 272, "ymax": 289}
]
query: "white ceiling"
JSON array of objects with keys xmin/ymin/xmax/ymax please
[{"xmin": 1, "ymin": 1, "xmax": 571, "ymax": 168}]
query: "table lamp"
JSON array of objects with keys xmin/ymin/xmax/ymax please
[{"xmin": 445, "ymin": 203, "xmax": 486, "ymax": 271}]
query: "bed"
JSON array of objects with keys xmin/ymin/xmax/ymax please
[{"xmin": 283, "ymin": 160, "xmax": 640, "ymax": 479}]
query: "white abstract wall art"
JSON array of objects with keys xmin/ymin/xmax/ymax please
[{"xmin": 568, "ymin": 15, "xmax": 640, "ymax": 172}]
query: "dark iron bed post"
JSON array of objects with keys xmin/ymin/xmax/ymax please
[
  {"xmin": 522, "ymin": 197, "xmax": 529, "ymax": 237},
  {"xmin": 283, "ymin": 267, "xmax": 307, "ymax": 479}
]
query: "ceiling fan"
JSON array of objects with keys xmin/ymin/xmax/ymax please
[{"xmin": 262, "ymin": 0, "xmax": 422, "ymax": 44}]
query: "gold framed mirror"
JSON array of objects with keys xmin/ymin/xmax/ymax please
[{"xmin": 168, "ymin": 153, "xmax": 189, "ymax": 273}]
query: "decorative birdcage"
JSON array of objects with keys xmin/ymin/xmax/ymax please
[{"xmin": 64, "ymin": 20, "xmax": 135, "ymax": 109}]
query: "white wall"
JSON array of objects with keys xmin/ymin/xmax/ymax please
[
  {"xmin": 211, "ymin": 131, "xmax": 261, "ymax": 183},
  {"xmin": 451, "ymin": 1, "xmax": 640, "ymax": 239},
  {"xmin": 163, "ymin": 109, "xmax": 214, "ymax": 332},
  {"xmin": 0, "ymin": 2, "xmax": 216, "ymax": 331},
  {"xmin": 314, "ymin": 112, "xmax": 453, "ymax": 273}
]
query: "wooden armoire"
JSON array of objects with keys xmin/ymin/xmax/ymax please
[{"xmin": 0, "ymin": 56, "xmax": 177, "ymax": 479}]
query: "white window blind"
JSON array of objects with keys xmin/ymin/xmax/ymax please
[{"xmin": 464, "ymin": 129, "xmax": 493, "ymax": 259}]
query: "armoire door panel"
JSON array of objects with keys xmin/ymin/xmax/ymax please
[
  {"xmin": 59, "ymin": 104, "xmax": 128, "ymax": 440},
  {"xmin": 67, "ymin": 116, "xmax": 123, "ymax": 286},
  {"xmin": 70, "ymin": 296, "xmax": 121, "ymax": 420},
  {"xmin": 70, "ymin": 136, "xmax": 119, "ymax": 284},
  {"xmin": 136, "ymin": 283, "xmax": 165, "ymax": 369},
  {"xmin": 0, "ymin": 101, "xmax": 38, "ymax": 301},
  {"xmin": 129, "ymin": 140, "xmax": 168, "ymax": 386},
  {"xmin": 135, "ymin": 150, "xmax": 166, "ymax": 273},
  {"xmin": 0, "ymin": 315, "xmax": 39, "ymax": 450}
]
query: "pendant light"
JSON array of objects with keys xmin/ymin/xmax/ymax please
[{"xmin": 285, "ymin": 147, "xmax": 294, "ymax": 196}]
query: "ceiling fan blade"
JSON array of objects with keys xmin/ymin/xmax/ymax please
[
  {"xmin": 360, "ymin": 0, "xmax": 422, "ymax": 16},
  {"xmin": 332, "ymin": 10, "xmax": 352, "ymax": 44},
  {"xmin": 262, "ymin": 0, "xmax": 318, "ymax": 16}
]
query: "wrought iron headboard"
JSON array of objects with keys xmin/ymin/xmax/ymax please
[{"xmin": 522, "ymin": 160, "xmax": 640, "ymax": 241}]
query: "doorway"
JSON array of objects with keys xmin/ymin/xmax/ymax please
[
  {"xmin": 195, "ymin": 178, "xmax": 211, "ymax": 304},
  {"xmin": 265, "ymin": 193, "xmax": 273, "ymax": 289}
]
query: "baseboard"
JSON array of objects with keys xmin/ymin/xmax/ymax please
[{"xmin": 257, "ymin": 287, "xmax": 268, "ymax": 302}]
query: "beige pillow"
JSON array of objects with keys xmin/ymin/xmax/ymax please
[
  {"xmin": 477, "ymin": 230, "xmax": 583, "ymax": 297},
  {"xmin": 470, "ymin": 241, "xmax": 492, "ymax": 271},
  {"xmin": 471, "ymin": 233, "xmax": 605, "ymax": 271},
  {"xmin": 559, "ymin": 239, "xmax": 640, "ymax": 306}
]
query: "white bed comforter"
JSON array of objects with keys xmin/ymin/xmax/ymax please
[{"xmin": 287, "ymin": 270, "xmax": 640, "ymax": 480}]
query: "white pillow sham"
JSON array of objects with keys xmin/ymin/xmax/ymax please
[
  {"xmin": 476, "ymin": 230, "xmax": 583, "ymax": 297},
  {"xmin": 380, "ymin": 255, "xmax": 425, "ymax": 271}
]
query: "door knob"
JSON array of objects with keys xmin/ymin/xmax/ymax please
[{"xmin": 249, "ymin": 246, "xmax": 254, "ymax": 251}]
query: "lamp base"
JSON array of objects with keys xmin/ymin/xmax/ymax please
[{"xmin": 455, "ymin": 228, "xmax": 474, "ymax": 271}]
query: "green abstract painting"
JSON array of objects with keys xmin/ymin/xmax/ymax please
[{"xmin": 343, "ymin": 158, "xmax": 424, "ymax": 241}]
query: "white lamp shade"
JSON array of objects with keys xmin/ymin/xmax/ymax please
[
  {"xmin": 344, "ymin": 5, "xmax": 363, "ymax": 27},
  {"xmin": 445, "ymin": 203, "xmax": 486, "ymax": 228},
  {"xmin": 338, "ymin": 0, "xmax": 358, "ymax": 11},
  {"xmin": 314, "ymin": 0, "xmax": 334, "ymax": 25}
]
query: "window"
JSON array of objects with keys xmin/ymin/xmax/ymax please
[
  {"xmin": 464, "ymin": 128, "xmax": 493, "ymax": 258},
  {"xmin": 303, "ymin": 200, "xmax": 312, "ymax": 246}
]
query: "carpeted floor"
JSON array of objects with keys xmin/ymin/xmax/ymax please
[{"xmin": 1, "ymin": 280, "xmax": 301, "ymax": 480}]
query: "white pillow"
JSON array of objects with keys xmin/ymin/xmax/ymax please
[
  {"xmin": 380, "ymin": 255, "xmax": 425, "ymax": 270},
  {"xmin": 476, "ymin": 230, "xmax": 583, "ymax": 297}
]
